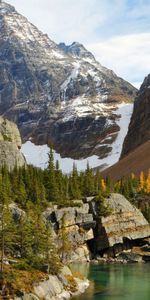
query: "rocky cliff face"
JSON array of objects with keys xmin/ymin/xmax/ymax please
[
  {"xmin": 121, "ymin": 74, "xmax": 150, "ymax": 158},
  {"xmin": 42, "ymin": 194, "xmax": 150, "ymax": 260},
  {"xmin": 94, "ymin": 194, "xmax": 150, "ymax": 255},
  {"xmin": 0, "ymin": 117, "xmax": 25, "ymax": 168},
  {"xmin": 43, "ymin": 200, "xmax": 95, "ymax": 262},
  {"xmin": 0, "ymin": 2, "xmax": 137, "ymax": 161}
]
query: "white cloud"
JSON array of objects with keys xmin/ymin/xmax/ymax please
[
  {"xmin": 6, "ymin": 0, "xmax": 130, "ymax": 44},
  {"xmin": 88, "ymin": 33, "xmax": 150, "ymax": 85},
  {"xmin": 7, "ymin": 0, "xmax": 109, "ymax": 43}
]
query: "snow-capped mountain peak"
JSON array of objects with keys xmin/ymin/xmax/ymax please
[
  {"xmin": 0, "ymin": 1, "xmax": 15, "ymax": 14},
  {"xmin": 0, "ymin": 1, "xmax": 137, "ymax": 165},
  {"xmin": 58, "ymin": 41, "xmax": 96, "ymax": 63}
]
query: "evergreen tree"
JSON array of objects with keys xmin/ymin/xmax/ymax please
[
  {"xmin": 83, "ymin": 162, "xmax": 95, "ymax": 196},
  {"xmin": 45, "ymin": 148, "xmax": 59, "ymax": 202},
  {"xmin": 0, "ymin": 171, "xmax": 16, "ymax": 275},
  {"xmin": 69, "ymin": 163, "xmax": 81, "ymax": 199}
]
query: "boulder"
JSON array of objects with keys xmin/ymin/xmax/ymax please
[
  {"xmin": 14, "ymin": 293, "xmax": 39, "ymax": 300},
  {"xmin": 117, "ymin": 251, "xmax": 143, "ymax": 263},
  {"xmin": 0, "ymin": 141, "xmax": 25, "ymax": 169},
  {"xmin": 34, "ymin": 275, "xmax": 64, "ymax": 299},
  {"xmin": 55, "ymin": 208, "xmax": 76, "ymax": 227},
  {"xmin": 69, "ymin": 245, "xmax": 91, "ymax": 262},
  {"xmin": 0, "ymin": 117, "xmax": 26, "ymax": 169},
  {"xmin": 96, "ymin": 193, "xmax": 150, "ymax": 252},
  {"xmin": 9, "ymin": 203, "xmax": 25, "ymax": 221},
  {"xmin": 0, "ymin": 117, "xmax": 22, "ymax": 148}
]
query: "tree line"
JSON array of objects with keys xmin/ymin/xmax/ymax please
[{"xmin": 0, "ymin": 148, "xmax": 150, "ymax": 281}]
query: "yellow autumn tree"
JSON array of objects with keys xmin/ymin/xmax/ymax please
[
  {"xmin": 101, "ymin": 179, "xmax": 106, "ymax": 192},
  {"xmin": 138, "ymin": 171, "xmax": 145, "ymax": 192},
  {"xmin": 145, "ymin": 169, "xmax": 150, "ymax": 193},
  {"xmin": 131, "ymin": 173, "xmax": 135, "ymax": 180}
]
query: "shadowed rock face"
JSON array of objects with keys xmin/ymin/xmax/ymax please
[
  {"xmin": 95, "ymin": 194, "xmax": 150, "ymax": 253},
  {"xmin": 0, "ymin": 117, "xmax": 26, "ymax": 169},
  {"xmin": 9, "ymin": 193, "xmax": 150, "ymax": 262},
  {"xmin": 43, "ymin": 201, "xmax": 95, "ymax": 262},
  {"xmin": 0, "ymin": 2, "xmax": 137, "ymax": 159},
  {"xmin": 121, "ymin": 74, "xmax": 150, "ymax": 158}
]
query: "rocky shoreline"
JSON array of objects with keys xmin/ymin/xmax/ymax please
[
  {"xmin": 14, "ymin": 266, "xmax": 89, "ymax": 300},
  {"xmin": 92, "ymin": 240, "xmax": 150, "ymax": 264}
]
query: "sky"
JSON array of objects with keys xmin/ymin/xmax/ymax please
[{"xmin": 7, "ymin": 0, "xmax": 150, "ymax": 88}]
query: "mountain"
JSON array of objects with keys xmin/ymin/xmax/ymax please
[
  {"xmin": 121, "ymin": 74, "xmax": 150, "ymax": 158},
  {"xmin": 102, "ymin": 140, "xmax": 150, "ymax": 180},
  {"xmin": 0, "ymin": 1, "xmax": 137, "ymax": 164}
]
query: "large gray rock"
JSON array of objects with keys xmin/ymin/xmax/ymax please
[
  {"xmin": 69, "ymin": 245, "xmax": 91, "ymax": 262},
  {"xmin": 9, "ymin": 203, "xmax": 25, "ymax": 221},
  {"xmin": 33, "ymin": 267, "xmax": 89, "ymax": 300},
  {"xmin": 0, "ymin": 117, "xmax": 26, "ymax": 169},
  {"xmin": 96, "ymin": 193, "xmax": 150, "ymax": 252},
  {"xmin": 0, "ymin": 117, "xmax": 22, "ymax": 147},
  {"xmin": 0, "ymin": 141, "xmax": 25, "ymax": 169},
  {"xmin": 43, "ymin": 203, "xmax": 94, "ymax": 262}
]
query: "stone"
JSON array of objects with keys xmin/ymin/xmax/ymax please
[
  {"xmin": 33, "ymin": 269, "xmax": 89, "ymax": 300},
  {"xmin": 84, "ymin": 197, "xmax": 95, "ymax": 203},
  {"xmin": 34, "ymin": 275, "xmax": 63, "ymax": 299},
  {"xmin": 61, "ymin": 266, "xmax": 72, "ymax": 277},
  {"xmin": 0, "ymin": 141, "xmax": 25, "ymax": 169},
  {"xmin": 69, "ymin": 245, "xmax": 91, "ymax": 262},
  {"xmin": 0, "ymin": 117, "xmax": 22, "ymax": 148},
  {"xmin": 76, "ymin": 203, "xmax": 89, "ymax": 214},
  {"xmin": 14, "ymin": 293, "xmax": 39, "ymax": 300},
  {"xmin": 96, "ymin": 193, "xmax": 150, "ymax": 252},
  {"xmin": 117, "ymin": 252, "xmax": 143, "ymax": 263},
  {"xmin": 84, "ymin": 228, "xmax": 94, "ymax": 241},
  {"xmin": 9, "ymin": 203, "xmax": 25, "ymax": 221},
  {"xmin": 55, "ymin": 208, "xmax": 76, "ymax": 227},
  {"xmin": 0, "ymin": 117, "xmax": 26, "ymax": 169},
  {"xmin": 143, "ymin": 253, "xmax": 150, "ymax": 262}
]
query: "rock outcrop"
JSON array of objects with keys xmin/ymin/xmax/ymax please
[
  {"xmin": 121, "ymin": 74, "xmax": 150, "ymax": 158},
  {"xmin": 10, "ymin": 193, "xmax": 150, "ymax": 261},
  {"xmin": 14, "ymin": 266, "xmax": 89, "ymax": 300},
  {"xmin": 0, "ymin": 117, "xmax": 26, "ymax": 169},
  {"xmin": 94, "ymin": 194, "xmax": 150, "ymax": 255},
  {"xmin": 43, "ymin": 194, "xmax": 150, "ymax": 260},
  {"xmin": 0, "ymin": 2, "xmax": 136, "ymax": 161},
  {"xmin": 44, "ymin": 201, "xmax": 95, "ymax": 262},
  {"xmin": 34, "ymin": 267, "xmax": 89, "ymax": 300}
]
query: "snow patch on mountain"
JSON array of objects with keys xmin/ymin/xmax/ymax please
[
  {"xmin": 98, "ymin": 103, "xmax": 133, "ymax": 167},
  {"xmin": 61, "ymin": 62, "xmax": 79, "ymax": 89},
  {"xmin": 60, "ymin": 95, "xmax": 115, "ymax": 122},
  {"xmin": 21, "ymin": 141, "xmax": 105, "ymax": 173},
  {"xmin": 21, "ymin": 103, "xmax": 133, "ymax": 172}
]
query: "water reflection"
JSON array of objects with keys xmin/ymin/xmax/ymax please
[{"xmin": 72, "ymin": 263, "xmax": 150, "ymax": 300}]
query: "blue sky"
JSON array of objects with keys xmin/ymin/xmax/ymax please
[{"xmin": 7, "ymin": 0, "xmax": 150, "ymax": 88}]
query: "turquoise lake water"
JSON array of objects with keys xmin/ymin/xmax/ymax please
[{"xmin": 71, "ymin": 263, "xmax": 150, "ymax": 300}]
